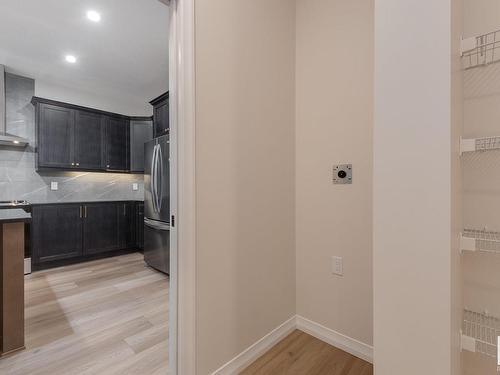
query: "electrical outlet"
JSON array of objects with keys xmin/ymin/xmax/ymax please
[
  {"xmin": 132, "ymin": 183, "xmax": 139, "ymax": 191},
  {"xmin": 50, "ymin": 181, "xmax": 58, "ymax": 191},
  {"xmin": 332, "ymin": 256, "xmax": 343, "ymax": 276}
]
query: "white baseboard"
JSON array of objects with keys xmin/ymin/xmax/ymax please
[
  {"xmin": 211, "ymin": 315, "xmax": 373, "ymax": 374},
  {"xmin": 296, "ymin": 315, "xmax": 373, "ymax": 363},
  {"xmin": 210, "ymin": 316, "xmax": 297, "ymax": 375}
]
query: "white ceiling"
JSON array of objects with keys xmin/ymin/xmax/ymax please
[{"xmin": 0, "ymin": 0, "xmax": 169, "ymax": 116}]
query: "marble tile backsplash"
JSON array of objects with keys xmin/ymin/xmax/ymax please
[{"xmin": 0, "ymin": 73, "xmax": 144, "ymax": 204}]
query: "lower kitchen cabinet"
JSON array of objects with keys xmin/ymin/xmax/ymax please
[
  {"xmin": 32, "ymin": 201, "xmax": 142, "ymax": 270},
  {"xmin": 32, "ymin": 204, "xmax": 83, "ymax": 264},
  {"xmin": 83, "ymin": 203, "xmax": 120, "ymax": 255},
  {"xmin": 119, "ymin": 202, "xmax": 136, "ymax": 249},
  {"xmin": 136, "ymin": 202, "xmax": 144, "ymax": 249}
]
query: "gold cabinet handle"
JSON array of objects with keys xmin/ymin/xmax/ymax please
[
  {"xmin": 80, "ymin": 206, "xmax": 83, "ymax": 218},
  {"xmin": 84, "ymin": 206, "xmax": 87, "ymax": 218}
]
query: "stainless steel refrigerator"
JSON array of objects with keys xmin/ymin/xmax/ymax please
[{"xmin": 144, "ymin": 135, "xmax": 170, "ymax": 274}]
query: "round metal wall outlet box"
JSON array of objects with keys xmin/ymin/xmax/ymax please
[{"xmin": 332, "ymin": 164, "xmax": 352, "ymax": 184}]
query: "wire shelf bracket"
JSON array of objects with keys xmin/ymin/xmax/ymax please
[
  {"xmin": 461, "ymin": 331, "xmax": 477, "ymax": 353},
  {"xmin": 460, "ymin": 136, "xmax": 500, "ymax": 155},
  {"xmin": 460, "ymin": 232, "xmax": 477, "ymax": 254},
  {"xmin": 460, "ymin": 229, "xmax": 500, "ymax": 255},
  {"xmin": 461, "ymin": 36, "xmax": 477, "ymax": 56}
]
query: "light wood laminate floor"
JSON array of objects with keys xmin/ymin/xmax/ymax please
[
  {"xmin": 0, "ymin": 252, "xmax": 169, "ymax": 375},
  {"xmin": 241, "ymin": 330, "xmax": 373, "ymax": 375}
]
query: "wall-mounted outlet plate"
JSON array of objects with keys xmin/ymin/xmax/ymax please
[
  {"xmin": 333, "ymin": 164, "xmax": 352, "ymax": 184},
  {"xmin": 132, "ymin": 183, "xmax": 139, "ymax": 191},
  {"xmin": 332, "ymin": 256, "xmax": 343, "ymax": 276},
  {"xmin": 50, "ymin": 181, "xmax": 58, "ymax": 191}
]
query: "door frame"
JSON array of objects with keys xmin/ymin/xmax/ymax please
[{"xmin": 168, "ymin": 0, "xmax": 196, "ymax": 374}]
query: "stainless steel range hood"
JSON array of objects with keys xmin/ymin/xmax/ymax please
[{"xmin": 0, "ymin": 65, "xmax": 29, "ymax": 147}]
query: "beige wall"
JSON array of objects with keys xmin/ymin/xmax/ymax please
[
  {"xmin": 194, "ymin": 1, "xmax": 296, "ymax": 373},
  {"xmin": 464, "ymin": 0, "xmax": 500, "ymax": 37},
  {"xmin": 295, "ymin": 0, "xmax": 374, "ymax": 347},
  {"xmin": 194, "ymin": 1, "xmax": 462, "ymax": 373},
  {"xmin": 373, "ymin": 0, "xmax": 457, "ymax": 374}
]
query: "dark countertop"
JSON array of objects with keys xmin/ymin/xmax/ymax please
[
  {"xmin": 31, "ymin": 200, "xmax": 144, "ymax": 206},
  {"xmin": 0, "ymin": 209, "xmax": 32, "ymax": 223}
]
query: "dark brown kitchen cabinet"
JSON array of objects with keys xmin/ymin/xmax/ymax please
[
  {"xmin": 104, "ymin": 116, "xmax": 130, "ymax": 172},
  {"xmin": 36, "ymin": 103, "xmax": 74, "ymax": 168},
  {"xmin": 119, "ymin": 202, "xmax": 135, "ymax": 249},
  {"xmin": 150, "ymin": 92, "xmax": 169, "ymax": 138},
  {"xmin": 32, "ymin": 97, "xmax": 133, "ymax": 173},
  {"xmin": 83, "ymin": 203, "xmax": 120, "ymax": 255},
  {"xmin": 136, "ymin": 202, "xmax": 144, "ymax": 250},
  {"xmin": 32, "ymin": 201, "xmax": 142, "ymax": 270},
  {"xmin": 32, "ymin": 204, "xmax": 83, "ymax": 264},
  {"xmin": 74, "ymin": 111, "xmax": 103, "ymax": 170},
  {"xmin": 130, "ymin": 119, "xmax": 153, "ymax": 173}
]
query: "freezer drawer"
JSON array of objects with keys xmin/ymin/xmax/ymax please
[{"xmin": 144, "ymin": 218, "xmax": 170, "ymax": 274}]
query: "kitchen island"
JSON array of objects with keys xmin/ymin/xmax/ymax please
[{"xmin": 0, "ymin": 208, "xmax": 31, "ymax": 356}]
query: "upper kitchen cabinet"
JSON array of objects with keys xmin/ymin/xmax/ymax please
[
  {"xmin": 104, "ymin": 116, "xmax": 130, "ymax": 172},
  {"xmin": 32, "ymin": 97, "xmax": 133, "ymax": 173},
  {"xmin": 74, "ymin": 110, "xmax": 103, "ymax": 170},
  {"xmin": 36, "ymin": 102, "xmax": 74, "ymax": 168},
  {"xmin": 150, "ymin": 92, "xmax": 169, "ymax": 138},
  {"xmin": 130, "ymin": 118, "xmax": 153, "ymax": 173}
]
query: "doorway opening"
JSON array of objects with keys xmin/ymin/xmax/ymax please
[{"xmin": 0, "ymin": 0, "xmax": 175, "ymax": 373}]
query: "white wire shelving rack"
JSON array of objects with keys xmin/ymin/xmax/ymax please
[
  {"xmin": 462, "ymin": 309, "xmax": 500, "ymax": 358},
  {"xmin": 460, "ymin": 136, "xmax": 500, "ymax": 155},
  {"xmin": 460, "ymin": 229, "xmax": 500, "ymax": 254},
  {"xmin": 460, "ymin": 28, "xmax": 500, "ymax": 364},
  {"xmin": 461, "ymin": 30, "xmax": 500, "ymax": 70}
]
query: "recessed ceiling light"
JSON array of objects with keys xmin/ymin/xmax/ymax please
[
  {"xmin": 65, "ymin": 55, "xmax": 77, "ymax": 64},
  {"xmin": 86, "ymin": 10, "xmax": 101, "ymax": 22}
]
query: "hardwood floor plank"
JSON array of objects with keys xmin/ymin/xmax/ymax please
[
  {"xmin": 240, "ymin": 330, "xmax": 373, "ymax": 375},
  {"xmin": 125, "ymin": 321, "xmax": 169, "ymax": 354},
  {"xmin": 0, "ymin": 252, "xmax": 169, "ymax": 374}
]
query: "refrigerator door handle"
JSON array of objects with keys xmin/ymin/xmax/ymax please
[
  {"xmin": 153, "ymin": 143, "xmax": 160, "ymax": 213},
  {"xmin": 150, "ymin": 144, "xmax": 155, "ymax": 212},
  {"xmin": 144, "ymin": 218, "xmax": 171, "ymax": 231},
  {"xmin": 151, "ymin": 144, "xmax": 158, "ymax": 212},
  {"xmin": 156, "ymin": 143, "xmax": 163, "ymax": 212}
]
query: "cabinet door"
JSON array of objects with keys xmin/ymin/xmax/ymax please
[
  {"xmin": 37, "ymin": 104, "xmax": 74, "ymax": 168},
  {"xmin": 118, "ymin": 202, "xmax": 135, "ymax": 248},
  {"xmin": 136, "ymin": 203, "xmax": 144, "ymax": 249},
  {"xmin": 74, "ymin": 110, "xmax": 103, "ymax": 170},
  {"xmin": 130, "ymin": 120, "xmax": 153, "ymax": 173},
  {"xmin": 32, "ymin": 205, "xmax": 83, "ymax": 264},
  {"xmin": 153, "ymin": 98, "xmax": 169, "ymax": 138},
  {"xmin": 105, "ymin": 117, "xmax": 129, "ymax": 171},
  {"xmin": 83, "ymin": 203, "xmax": 120, "ymax": 255}
]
